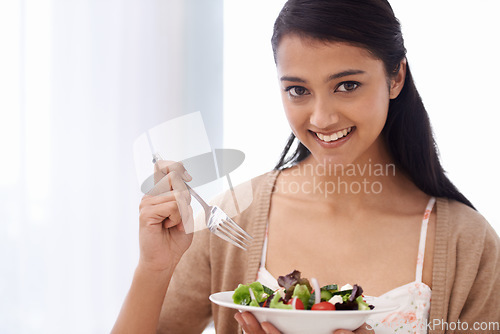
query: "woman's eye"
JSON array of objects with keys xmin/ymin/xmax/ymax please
[
  {"xmin": 336, "ymin": 81, "xmax": 360, "ymax": 92},
  {"xmin": 286, "ymin": 86, "xmax": 309, "ymax": 97}
]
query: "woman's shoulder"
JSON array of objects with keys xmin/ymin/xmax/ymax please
[
  {"xmin": 436, "ymin": 197, "xmax": 499, "ymax": 249},
  {"xmin": 432, "ymin": 198, "xmax": 500, "ymax": 323},
  {"xmin": 209, "ymin": 170, "xmax": 279, "ymax": 207}
]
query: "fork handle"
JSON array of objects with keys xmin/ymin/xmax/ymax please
[{"xmin": 184, "ymin": 182, "xmax": 210, "ymax": 211}]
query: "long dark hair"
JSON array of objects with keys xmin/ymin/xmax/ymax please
[{"xmin": 271, "ymin": 0, "xmax": 474, "ymax": 209}]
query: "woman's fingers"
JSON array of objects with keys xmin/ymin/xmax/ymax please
[
  {"xmin": 160, "ymin": 202, "xmax": 182, "ymax": 229},
  {"xmin": 175, "ymin": 204, "xmax": 193, "ymax": 233},
  {"xmin": 140, "ymin": 186, "xmax": 193, "ymax": 232},
  {"xmin": 140, "ymin": 193, "xmax": 175, "ymax": 209},
  {"xmin": 261, "ymin": 322, "xmax": 282, "ymax": 334},
  {"xmin": 233, "ymin": 313, "xmax": 246, "ymax": 332},
  {"xmin": 234, "ymin": 312, "xmax": 373, "ymax": 334},
  {"xmin": 175, "ymin": 193, "xmax": 194, "ymax": 233},
  {"xmin": 146, "ymin": 167, "xmax": 191, "ymax": 220},
  {"xmin": 148, "ymin": 170, "xmax": 185, "ymax": 197},
  {"xmin": 140, "ymin": 201, "xmax": 175, "ymax": 225},
  {"xmin": 234, "ymin": 312, "xmax": 282, "ymax": 334},
  {"xmin": 234, "ymin": 317, "xmax": 373, "ymax": 334},
  {"xmin": 140, "ymin": 199, "xmax": 193, "ymax": 230},
  {"xmin": 333, "ymin": 323, "xmax": 374, "ymax": 334},
  {"xmin": 150, "ymin": 169, "xmax": 190, "ymax": 204},
  {"xmin": 234, "ymin": 312, "xmax": 263, "ymax": 334},
  {"xmin": 154, "ymin": 160, "xmax": 192, "ymax": 184},
  {"xmin": 170, "ymin": 171, "xmax": 191, "ymax": 204}
]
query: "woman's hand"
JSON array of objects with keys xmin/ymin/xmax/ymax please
[
  {"xmin": 234, "ymin": 312, "xmax": 281, "ymax": 334},
  {"xmin": 234, "ymin": 312, "xmax": 374, "ymax": 334},
  {"xmin": 333, "ymin": 324, "xmax": 374, "ymax": 334},
  {"xmin": 138, "ymin": 160, "xmax": 194, "ymax": 271}
]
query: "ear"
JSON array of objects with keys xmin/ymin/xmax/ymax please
[{"xmin": 389, "ymin": 58, "xmax": 407, "ymax": 99}]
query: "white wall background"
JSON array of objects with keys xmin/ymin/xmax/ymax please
[
  {"xmin": 0, "ymin": 1, "xmax": 498, "ymax": 334},
  {"xmin": 0, "ymin": 0, "xmax": 222, "ymax": 333},
  {"xmin": 224, "ymin": 0, "xmax": 500, "ymax": 231}
]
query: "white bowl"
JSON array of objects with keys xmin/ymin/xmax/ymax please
[{"xmin": 210, "ymin": 291, "xmax": 398, "ymax": 334}]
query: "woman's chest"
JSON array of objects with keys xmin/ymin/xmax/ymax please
[{"xmin": 264, "ymin": 198, "xmax": 435, "ymax": 296}]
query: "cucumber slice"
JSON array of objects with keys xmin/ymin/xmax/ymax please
[
  {"xmin": 262, "ymin": 285, "xmax": 274, "ymax": 297},
  {"xmin": 320, "ymin": 290, "xmax": 333, "ymax": 301},
  {"xmin": 331, "ymin": 289, "xmax": 352, "ymax": 296},
  {"xmin": 321, "ymin": 284, "xmax": 338, "ymax": 292}
]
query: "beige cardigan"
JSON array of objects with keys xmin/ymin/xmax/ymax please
[{"xmin": 158, "ymin": 171, "xmax": 500, "ymax": 334}]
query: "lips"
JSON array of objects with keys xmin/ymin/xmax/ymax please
[{"xmin": 314, "ymin": 127, "xmax": 353, "ymax": 143}]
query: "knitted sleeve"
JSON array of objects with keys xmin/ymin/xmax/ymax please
[{"xmin": 430, "ymin": 199, "xmax": 500, "ymax": 334}]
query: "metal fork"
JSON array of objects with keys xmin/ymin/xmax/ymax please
[
  {"xmin": 184, "ymin": 183, "xmax": 253, "ymax": 250},
  {"xmin": 151, "ymin": 153, "xmax": 253, "ymax": 250}
]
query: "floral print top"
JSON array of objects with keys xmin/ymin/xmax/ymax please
[{"xmin": 366, "ymin": 197, "xmax": 435, "ymax": 333}]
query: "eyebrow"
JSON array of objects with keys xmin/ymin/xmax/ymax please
[
  {"xmin": 280, "ymin": 69, "xmax": 365, "ymax": 83},
  {"xmin": 326, "ymin": 69, "xmax": 365, "ymax": 82}
]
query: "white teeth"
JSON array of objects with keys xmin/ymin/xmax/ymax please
[{"xmin": 315, "ymin": 127, "xmax": 353, "ymax": 143}]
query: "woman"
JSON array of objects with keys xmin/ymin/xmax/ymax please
[{"xmin": 112, "ymin": 0, "xmax": 500, "ymax": 333}]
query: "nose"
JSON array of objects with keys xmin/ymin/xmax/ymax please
[{"xmin": 309, "ymin": 95, "xmax": 339, "ymax": 129}]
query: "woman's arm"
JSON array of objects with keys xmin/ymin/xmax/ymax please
[
  {"xmin": 112, "ymin": 161, "xmax": 194, "ymax": 333},
  {"xmin": 156, "ymin": 227, "xmax": 213, "ymax": 334},
  {"xmin": 434, "ymin": 200, "xmax": 500, "ymax": 332},
  {"xmin": 112, "ymin": 262, "xmax": 177, "ymax": 334},
  {"xmin": 449, "ymin": 223, "xmax": 500, "ymax": 327}
]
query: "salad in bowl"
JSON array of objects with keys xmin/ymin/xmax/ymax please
[
  {"xmin": 209, "ymin": 270, "xmax": 398, "ymax": 334},
  {"xmin": 232, "ymin": 270, "xmax": 373, "ymax": 311}
]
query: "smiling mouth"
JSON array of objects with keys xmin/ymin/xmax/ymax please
[{"xmin": 314, "ymin": 127, "xmax": 354, "ymax": 143}]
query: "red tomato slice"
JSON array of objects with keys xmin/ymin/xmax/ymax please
[
  {"xmin": 287, "ymin": 297, "xmax": 305, "ymax": 310},
  {"xmin": 311, "ymin": 301, "xmax": 336, "ymax": 311}
]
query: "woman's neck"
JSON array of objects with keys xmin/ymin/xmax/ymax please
[{"xmin": 276, "ymin": 144, "xmax": 423, "ymax": 211}]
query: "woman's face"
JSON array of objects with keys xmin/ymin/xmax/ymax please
[{"xmin": 276, "ymin": 35, "xmax": 404, "ymax": 167}]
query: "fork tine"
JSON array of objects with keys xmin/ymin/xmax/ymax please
[
  {"xmin": 217, "ymin": 222, "xmax": 250, "ymax": 247},
  {"xmin": 218, "ymin": 219, "xmax": 252, "ymax": 244},
  {"xmin": 213, "ymin": 229, "xmax": 248, "ymax": 250},
  {"xmin": 221, "ymin": 216, "xmax": 253, "ymax": 240},
  {"xmin": 213, "ymin": 229, "xmax": 244, "ymax": 249}
]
